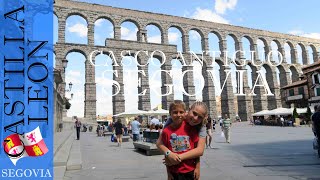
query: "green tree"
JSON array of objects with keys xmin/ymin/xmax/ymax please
[
  {"xmin": 293, "ymin": 107, "xmax": 298, "ymax": 119},
  {"xmin": 306, "ymin": 107, "xmax": 312, "ymax": 122},
  {"xmin": 65, "ymin": 100, "xmax": 71, "ymax": 109}
]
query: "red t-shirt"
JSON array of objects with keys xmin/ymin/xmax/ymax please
[{"xmin": 161, "ymin": 121, "xmax": 199, "ymax": 173}]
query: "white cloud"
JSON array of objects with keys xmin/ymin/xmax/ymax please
[
  {"xmin": 65, "ymin": 76, "xmax": 82, "ymax": 85},
  {"xmin": 191, "ymin": 7, "xmax": 229, "ymax": 24},
  {"xmin": 168, "ymin": 32, "xmax": 179, "ymax": 43},
  {"xmin": 303, "ymin": 33, "xmax": 320, "ymax": 39},
  {"xmin": 288, "ymin": 30, "xmax": 304, "ymax": 35},
  {"xmin": 215, "ymin": 0, "xmax": 238, "ymax": 15},
  {"xmin": 65, "ymin": 70, "xmax": 82, "ymax": 85},
  {"xmin": 148, "ymin": 35, "xmax": 161, "ymax": 43},
  {"xmin": 67, "ymin": 90, "xmax": 84, "ymax": 117},
  {"xmin": 189, "ymin": 30, "xmax": 201, "ymax": 40},
  {"xmin": 95, "ymin": 19, "xmax": 104, "ymax": 27},
  {"xmin": 121, "ymin": 27, "xmax": 137, "ymax": 40},
  {"xmin": 96, "ymin": 76, "xmax": 114, "ymax": 90},
  {"xmin": 68, "ymin": 70, "xmax": 81, "ymax": 77},
  {"xmin": 288, "ymin": 30, "xmax": 320, "ymax": 39},
  {"xmin": 67, "ymin": 23, "xmax": 87, "ymax": 37}
]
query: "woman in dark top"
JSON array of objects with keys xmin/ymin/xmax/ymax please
[{"xmin": 113, "ymin": 119, "xmax": 124, "ymax": 147}]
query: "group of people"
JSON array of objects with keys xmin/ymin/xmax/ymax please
[{"xmin": 73, "ymin": 101, "xmax": 234, "ymax": 180}]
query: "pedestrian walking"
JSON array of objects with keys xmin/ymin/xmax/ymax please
[
  {"xmin": 222, "ymin": 114, "xmax": 232, "ymax": 143},
  {"xmin": 131, "ymin": 116, "xmax": 141, "ymax": 142},
  {"xmin": 206, "ymin": 117, "xmax": 213, "ymax": 148},
  {"xmin": 280, "ymin": 116, "xmax": 285, "ymax": 127},
  {"xmin": 113, "ymin": 119, "xmax": 124, "ymax": 147},
  {"xmin": 74, "ymin": 117, "xmax": 81, "ymax": 140}
]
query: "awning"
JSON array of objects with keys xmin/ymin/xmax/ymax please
[{"xmin": 113, "ymin": 109, "xmax": 149, "ymax": 117}]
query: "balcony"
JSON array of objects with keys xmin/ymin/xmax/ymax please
[
  {"xmin": 309, "ymin": 96, "xmax": 320, "ymax": 102},
  {"xmin": 286, "ymin": 94, "xmax": 304, "ymax": 101}
]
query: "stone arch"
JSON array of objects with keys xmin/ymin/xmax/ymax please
[
  {"xmin": 241, "ymin": 35, "xmax": 254, "ymax": 60},
  {"xmin": 297, "ymin": 43, "xmax": 308, "ymax": 65},
  {"xmin": 257, "ymin": 37, "xmax": 269, "ymax": 61},
  {"xmin": 64, "ymin": 49, "xmax": 88, "ymax": 60},
  {"xmin": 94, "ymin": 16, "xmax": 115, "ymax": 27},
  {"xmin": 147, "ymin": 55, "xmax": 163, "ymax": 109},
  {"xmin": 65, "ymin": 15, "xmax": 88, "ymax": 44},
  {"xmin": 65, "ymin": 51, "xmax": 87, "ymax": 117},
  {"xmin": 309, "ymin": 44, "xmax": 318, "ymax": 63},
  {"xmin": 120, "ymin": 20, "xmax": 140, "ymax": 41},
  {"xmin": 95, "ymin": 53, "xmax": 114, "ymax": 115},
  {"xmin": 145, "ymin": 23, "xmax": 162, "ymax": 44},
  {"xmin": 146, "ymin": 22, "xmax": 164, "ymax": 36},
  {"xmin": 270, "ymin": 40, "xmax": 281, "ymax": 63},
  {"xmin": 209, "ymin": 31, "xmax": 223, "ymax": 41},
  {"xmin": 65, "ymin": 11, "xmax": 89, "ymax": 23},
  {"xmin": 276, "ymin": 64, "xmax": 289, "ymax": 88},
  {"xmin": 119, "ymin": 18, "xmax": 141, "ymax": 30},
  {"xmin": 94, "ymin": 18, "xmax": 114, "ymax": 45},
  {"xmin": 208, "ymin": 31, "xmax": 223, "ymax": 58},
  {"xmin": 167, "ymin": 25, "xmax": 184, "ymax": 52},
  {"xmin": 289, "ymin": 65, "xmax": 299, "ymax": 82},
  {"xmin": 226, "ymin": 33, "xmax": 239, "ymax": 60},
  {"xmin": 168, "ymin": 25, "xmax": 185, "ymax": 35},
  {"xmin": 188, "ymin": 28, "xmax": 203, "ymax": 53},
  {"xmin": 54, "ymin": 14, "xmax": 59, "ymax": 44},
  {"xmin": 170, "ymin": 58, "xmax": 184, "ymax": 100},
  {"xmin": 189, "ymin": 28, "xmax": 205, "ymax": 40},
  {"xmin": 284, "ymin": 42, "xmax": 293, "ymax": 64},
  {"xmin": 228, "ymin": 33, "xmax": 239, "ymax": 43},
  {"xmin": 262, "ymin": 63, "xmax": 278, "ymax": 109}
]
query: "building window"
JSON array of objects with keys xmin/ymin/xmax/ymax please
[
  {"xmin": 298, "ymin": 87, "xmax": 304, "ymax": 95},
  {"xmin": 313, "ymin": 73, "xmax": 320, "ymax": 84},
  {"xmin": 316, "ymin": 87, "xmax": 320, "ymax": 96},
  {"xmin": 289, "ymin": 89, "xmax": 294, "ymax": 96}
]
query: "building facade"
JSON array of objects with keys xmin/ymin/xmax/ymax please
[
  {"xmin": 303, "ymin": 61, "xmax": 320, "ymax": 109},
  {"xmin": 282, "ymin": 60, "xmax": 320, "ymax": 109}
]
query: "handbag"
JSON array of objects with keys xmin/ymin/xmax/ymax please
[{"xmin": 220, "ymin": 131, "xmax": 225, "ymax": 138}]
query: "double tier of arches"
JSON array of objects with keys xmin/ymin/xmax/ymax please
[{"xmin": 54, "ymin": 1, "xmax": 320, "ymax": 121}]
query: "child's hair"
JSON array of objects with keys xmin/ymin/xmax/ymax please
[
  {"xmin": 169, "ymin": 100, "xmax": 186, "ymax": 114},
  {"xmin": 190, "ymin": 101, "xmax": 208, "ymax": 131}
]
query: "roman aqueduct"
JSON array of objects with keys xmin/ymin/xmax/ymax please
[{"xmin": 54, "ymin": 0, "xmax": 320, "ymax": 122}]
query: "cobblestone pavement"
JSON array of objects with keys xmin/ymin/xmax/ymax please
[{"xmin": 64, "ymin": 123, "xmax": 320, "ymax": 180}]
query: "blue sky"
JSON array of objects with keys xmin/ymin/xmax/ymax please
[{"xmin": 57, "ymin": 0, "xmax": 320, "ymax": 117}]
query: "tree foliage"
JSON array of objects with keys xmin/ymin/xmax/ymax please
[
  {"xmin": 293, "ymin": 107, "xmax": 298, "ymax": 118},
  {"xmin": 65, "ymin": 100, "xmax": 71, "ymax": 109}
]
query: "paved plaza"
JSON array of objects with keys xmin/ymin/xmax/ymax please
[{"xmin": 63, "ymin": 123, "xmax": 320, "ymax": 180}]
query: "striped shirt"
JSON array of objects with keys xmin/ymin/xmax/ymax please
[{"xmin": 222, "ymin": 118, "xmax": 232, "ymax": 128}]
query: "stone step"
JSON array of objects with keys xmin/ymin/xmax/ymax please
[
  {"xmin": 66, "ymin": 139, "xmax": 82, "ymax": 170},
  {"xmin": 54, "ymin": 132, "xmax": 74, "ymax": 167},
  {"xmin": 54, "ymin": 130, "xmax": 73, "ymax": 157},
  {"xmin": 54, "ymin": 166, "xmax": 66, "ymax": 180}
]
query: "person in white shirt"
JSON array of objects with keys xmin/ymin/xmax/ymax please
[
  {"xmin": 131, "ymin": 117, "xmax": 141, "ymax": 142},
  {"xmin": 280, "ymin": 116, "xmax": 285, "ymax": 127},
  {"xmin": 150, "ymin": 116, "xmax": 160, "ymax": 125}
]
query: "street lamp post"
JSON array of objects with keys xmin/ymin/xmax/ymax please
[
  {"xmin": 62, "ymin": 59, "xmax": 68, "ymax": 73},
  {"xmin": 65, "ymin": 82, "xmax": 73, "ymax": 100}
]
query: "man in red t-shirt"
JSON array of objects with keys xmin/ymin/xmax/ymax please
[{"xmin": 161, "ymin": 120, "xmax": 199, "ymax": 179}]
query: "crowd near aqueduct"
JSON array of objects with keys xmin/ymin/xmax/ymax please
[{"xmin": 54, "ymin": 0, "xmax": 320, "ymax": 122}]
